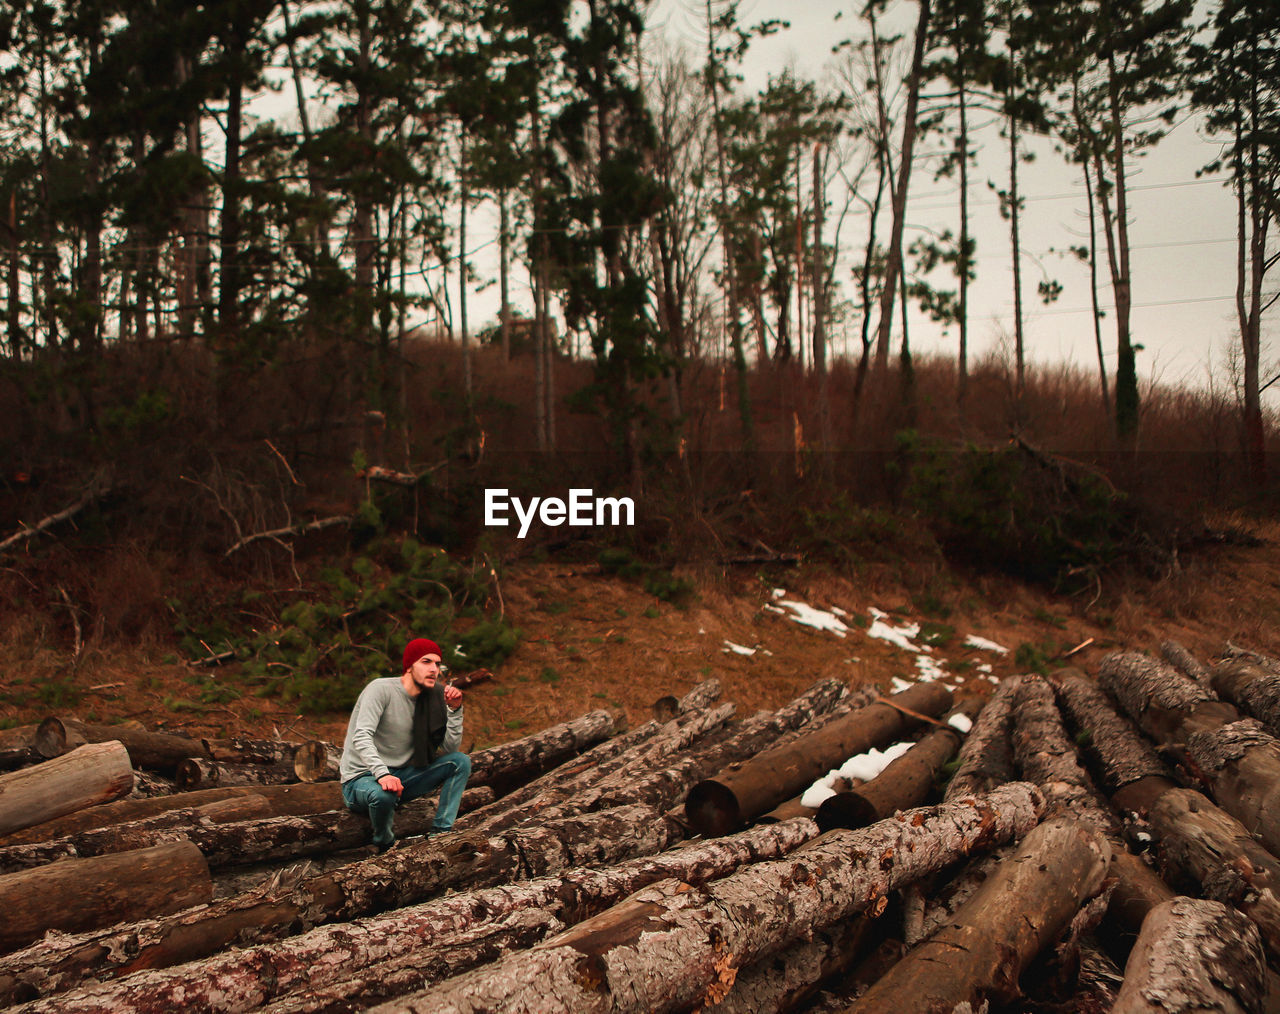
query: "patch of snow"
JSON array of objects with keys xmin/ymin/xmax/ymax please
[
  {"xmin": 890, "ymin": 676, "xmax": 915, "ymax": 693},
  {"xmin": 799, "ymin": 741, "xmax": 914, "ymax": 807},
  {"xmin": 698, "ymin": 628, "xmax": 706, "ymax": 634},
  {"xmin": 830, "ymin": 605, "xmax": 851, "ymax": 618},
  {"xmin": 867, "ymin": 607, "xmax": 924, "ymax": 652},
  {"xmin": 977, "ymin": 663, "xmax": 993, "ymax": 675},
  {"xmin": 771, "ymin": 587, "xmax": 787, "ymax": 599},
  {"xmin": 948, "ymin": 714, "xmax": 974, "ymax": 733},
  {"xmin": 722, "ymin": 641, "xmax": 757, "ymax": 656},
  {"xmin": 965, "ymin": 634, "xmax": 1009, "ymax": 654},
  {"xmin": 800, "ymin": 782, "xmax": 840, "ymax": 808},
  {"xmin": 915, "ymin": 655, "xmax": 949, "ymax": 683},
  {"xmin": 769, "ymin": 598, "xmax": 850, "ymax": 638}
]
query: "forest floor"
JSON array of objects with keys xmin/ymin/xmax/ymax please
[{"xmin": 3, "ymin": 511, "xmax": 1279, "ymax": 751}]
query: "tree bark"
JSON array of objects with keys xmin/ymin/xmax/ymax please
[
  {"xmin": 0, "ymin": 795, "xmax": 273, "ymax": 874},
  {"xmin": 1184, "ymin": 719, "xmax": 1280, "ymax": 859},
  {"xmin": 847, "ymin": 817, "xmax": 1111, "ymax": 1013},
  {"xmin": 0, "ymin": 725, "xmax": 43, "ymax": 770},
  {"xmin": 816, "ymin": 725, "xmax": 960, "ymax": 831},
  {"xmin": 0, "ymin": 803, "xmax": 680, "ymax": 996},
  {"xmin": 465, "ymin": 708, "xmax": 619, "ymax": 794},
  {"xmin": 0, "ymin": 841, "xmax": 211, "ymax": 954},
  {"xmin": 465, "ymin": 680, "xmax": 843, "ymax": 838},
  {"xmin": 1012, "ymin": 675, "xmax": 1175, "ymax": 926},
  {"xmin": 36, "ymin": 718, "xmax": 206, "ymax": 772},
  {"xmin": 371, "ymin": 782, "xmax": 1043, "ymax": 1014},
  {"xmin": 175, "ymin": 758, "xmax": 298, "ymax": 791},
  {"xmin": 528, "ymin": 703, "xmax": 736, "ymax": 823},
  {"xmin": 203, "ymin": 738, "xmax": 299, "ymax": 766},
  {"xmin": 1139, "ymin": 785, "xmax": 1280, "ymax": 961},
  {"xmin": 686, "ymin": 682, "xmax": 952, "ymax": 837},
  {"xmin": 1111, "ymin": 898, "xmax": 1265, "ymax": 1014},
  {"xmin": 1160, "ymin": 640, "xmax": 1213, "ymax": 689},
  {"xmin": 0, "ymin": 741, "xmax": 133, "ymax": 837},
  {"xmin": 257, "ymin": 909, "xmax": 564, "ymax": 1014},
  {"xmin": 0, "ymin": 780, "xmax": 349, "ymax": 846},
  {"xmin": 702, "ymin": 917, "xmax": 870, "ymax": 1014},
  {"xmin": 1212, "ymin": 658, "xmax": 1280, "ymax": 737},
  {"xmin": 945, "ymin": 674, "xmax": 1020, "ymax": 801},
  {"xmin": 0, "ymin": 786, "xmax": 492, "ymax": 874},
  {"xmin": 1052, "ymin": 669, "xmax": 1168, "ymax": 792},
  {"xmin": 290, "ymin": 741, "xmax": 342, "ymax": 783},
  {"xmin": 872, "ymin": 0, "xmax": 932, "ymax": 370},
  {"xmin": 1010, "ymin": 679, "xmax": 1093, "ymax": 812},
  {"xmin": 1098, "ymin": 651, "xmax": 1238, "ymax": 742},
  {"xmin": 13, "ymin": 819, "xmax": 820, "ymax": 1013}
]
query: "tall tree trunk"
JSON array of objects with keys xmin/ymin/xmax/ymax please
[
  {"xmin": 280, "ymin": 0, "xmax": 328, "ymax": 265},
  {"xmin": 705, "ymin": 0, "xmax": 754, "ymax": 449},
  {"xmin": 6, "ymin": 191, "xmax": 20, "ymax": 355},
  {"xmin": 957, "ymin": 76, "xmax": 970, "ymax": 409},
  {"xmin": 1238, "ymin": 63, "xmax": 1266, "ymax": 485},
  {"xmin": 352, "ymin": 0, "xmax": 375, "ymax": 317},
  {"xmin": 498, "ymin": 186, "xmax": 511, "ymax": 360},
  {"xmin": 811, "ymin": 144, "xmax": 826, "ymax": 374},
  {"xmin": 1083, "ymin": 148, "xmax": 1110, "ymax": 407},
  {"xmin": 458, "ymin": 134, "xmax": 471, "ymax": 401},
  {"xmin": 873, "ymin": 0, "xmax": 931, "ymax": 370},
  {"xmin": 36, "ymin": 24, "xmax": 58, "ymax": 350},
  {"xmin": 1008, "ymin": 104, "xmax": 1026, "ymax": 404},
  {"xmin": 218, "ymin": 33, "xmax": 244, "ymax": 337},
  {"xmin": 1106, "ymin": 51, "xmax": 1138, "ymax": 444}
]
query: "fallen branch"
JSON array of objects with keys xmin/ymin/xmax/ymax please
[
  {"xmin": 223, "ymin": 515, "xmax": 352, "ymax": 558},
  {"xmin": 0, "ymin": 477, "xmax": 112, "ymax": 555},
  {"xmin": 357, "ymin": 462, "xmax": 446, "ymax": 487}
]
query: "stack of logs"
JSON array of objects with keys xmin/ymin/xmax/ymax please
[{"xmin": 1, "ymin": 641, "xmax": 1278, "ymax": 1013}]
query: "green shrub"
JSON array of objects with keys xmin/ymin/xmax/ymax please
[
  {"xmin": 598, "ymin": 547, "xmax": 695, "ymax": 607},
  {"xmin": 175, "ymin": 535, "xmax": 518, "ymax": 715},
  {"xmin": 899, "ymin": 431, "xmax": 1138, "ymax": 590}
]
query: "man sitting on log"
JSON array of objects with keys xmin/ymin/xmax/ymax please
[{"xmin": 340, "ymin": 638, "xmax": 471, "ymax": 851}]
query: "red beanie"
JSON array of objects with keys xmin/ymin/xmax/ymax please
[{"xmin": 402, "ymin": 638, "xmax": 443, "ymax": 672}]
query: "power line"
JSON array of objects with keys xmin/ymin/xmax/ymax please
[
  {"xmin": 1032, "ymin": 293, "xmax": 1236, "ymax": 317},
  {"xmin": 906, "ymin": 175, "xmax": 1232, "ymax": 214}
]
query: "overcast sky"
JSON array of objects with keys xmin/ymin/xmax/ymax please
[{"xmin": 645, "ymin": 0, "xmax": 1255, "ymax": 400}]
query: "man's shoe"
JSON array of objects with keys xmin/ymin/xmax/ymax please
[{"xmin": 375, "ymin": 840, "xmax": 397, "ymax": 854}]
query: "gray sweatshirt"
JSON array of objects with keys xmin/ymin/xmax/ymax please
[{"xmin": 339, "ymin": 677, "xmax": 464, "ymax": 783}]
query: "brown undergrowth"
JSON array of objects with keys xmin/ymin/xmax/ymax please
[{"xmin": 2, "ymin": 514, "xmax": 1277, "ymax": 752}]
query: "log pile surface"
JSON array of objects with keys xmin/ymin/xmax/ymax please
[{"xmin": 2, "ymin": 642, "xmax": 1280, "ymax": 1013}]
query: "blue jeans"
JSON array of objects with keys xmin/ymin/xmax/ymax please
[{"xmin": 341, "ymin": 752, "xmax": 471, "ymax": 846}]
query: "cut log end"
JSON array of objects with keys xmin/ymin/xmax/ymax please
[
  {"xmin": 815, "ymin": 792, "xmax": 880, "ymax": 833},
  {"xmin": 684, "ymin": 780, "xmax": 741, "ymax": 839}
]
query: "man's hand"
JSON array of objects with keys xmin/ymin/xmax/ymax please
[
  {"xmin": 444, "ymin": 684, "xmax": 463, "ymax": 708},
  {"xmin": 378, "ymin": 774, "xmax": 404, "ymax": 797}
]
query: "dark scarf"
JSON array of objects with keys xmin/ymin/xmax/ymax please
[{"xmin": 411, "ymin": 683, "xmax": 448, "ymax": 766}]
